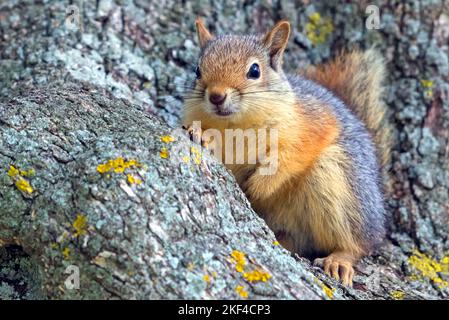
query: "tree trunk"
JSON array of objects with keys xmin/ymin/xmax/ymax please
[{"xmin": 0, "ymin": 0, "xmax": 448, "ymax": 300}]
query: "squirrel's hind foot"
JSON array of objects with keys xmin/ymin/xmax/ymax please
[{"xmin": 313, "ymin": 251, "xmax": 356, "ymax": 287}]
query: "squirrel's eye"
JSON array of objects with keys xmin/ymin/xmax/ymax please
[
  {"xmin": 195, "ymin": 66, "xmax": 201, "ymax": 79},
  {"xmin": 247, "ymin": 63, "xmax": 260, "ymax": 79}
]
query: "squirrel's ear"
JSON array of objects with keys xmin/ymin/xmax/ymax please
[
  {"xmin": 195, "ymin": 18, "xmax": 214, "ymax": 49},
  {"xmin": 263, "ymin": 20, "xmax": 290, "ymax": 70}
]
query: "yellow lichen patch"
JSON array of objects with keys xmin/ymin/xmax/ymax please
[
  {"xmin": 20, "ymin": 169, "xmax": 35, "ymax": 177},
  {"xmin": 190, "ymin": 146, "xmax": 201, "ymax": 165},
  {"xmin": 96, "ymin": 157, "xmax": 140, "ymax": 174},
  {"xmin": 243, "ymin": 269, "xmax": 272, "ymax": 283},
  {"xmin": 15, "ymin": 178, "xmax": 33, "ymax": 194},
  {"xmin": 72, "ymin": 214, "xmax": 88, "ymax": 237},
  {"xmin": 127, "ymin": 174, "xmax": 142, "ymax": 185},
  {"xmin": 160, "ymin": 148, "xmax": 169, "ymax": 159},
  {"xmin": 62, "ymin": 247, "xmax": 71, "ymax": 260},
  {"xmin": 420, "ymin": 79, "xmax": 434, "ymax": 88},
  {"xmin": 8, "ymin": 165, "xmax": 35, "ymax": 194},
  {"xmin": 313, "ymin": 277, "xmax": 335, "ymax": 299},
  {"xmin": 390, "ymin": 290, "xmax": 405, "ymax": 300},
  {"xmin": 230, "ymin": 250, "xmax": 247, "ymax": 273},
  {"xmin": 235, "ymin": 285, "xmax": 248, "ymax": 298},
  {"xmin": 322, "ymin": 283, "xmax": 335, "ymax": 299},
  {"xmin": 442, "ymin": 256, "xmax": 449, "ymax": 267},
  {"xmin": 203, "ymin": 274, "xmax": 211, "ymax": 283},
  {"xmin": 160, "ymin": 135, "xmax": 175, "ymax": 143},
  {"xmin": 420, "ymin": 79, "xmax": 434, "ymax": 98},
  {"xmin": 305, "ymin": 12, "xmax": 334, "ymax": 46},
  {"xmin": 182, "ymin": 155, "xmax": 191, "ymax": 163},
  {"xmin": 7, "ymin": 165, "xmax": 19, "ymax": 177},
  {"xmin": 96, "ymin": 164, "xmax": 109, "ymax": 173},
  {"xmin": 8, "ymin": 165, "xmax": 35, "ymax": 178},
  {"xmin": 273, "ymin": 240, "xmax": 280, "ymax": 246},
  {"xmin": 230, "ymin": 250, "xmax": 272, "ymax": 287},
  {"xmin": 407, "ymin": 250, "xmax": 449, "ymax": 288}
]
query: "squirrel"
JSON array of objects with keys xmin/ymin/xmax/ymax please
[{"xmin": 182, "ymin": 18, "xmax": 390, "ymax": 287}]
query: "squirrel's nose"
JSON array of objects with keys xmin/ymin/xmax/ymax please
[{"xmin": 209, "ymin": 93, "xmax": 227, "ymax": 105}]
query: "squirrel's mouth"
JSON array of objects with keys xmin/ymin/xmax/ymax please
[
  {"xmin": 213, "ymin": 105, "xmax": 236, "ymax": 117},
  {"xmin": 215, "ymin": 109, "xmax": 235, "ymax": 117}
]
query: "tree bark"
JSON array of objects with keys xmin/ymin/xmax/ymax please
[
  {"xmin": 0, "ymin": 0, "xmax": 448, "ymax": 300},
  {"xmin": 1, "ymin": 83, "xmax": 330, "ymax": 299}
]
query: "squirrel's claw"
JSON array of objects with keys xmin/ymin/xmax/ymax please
[
  {"xmin": 314, "ymin": 252, "xmax": 355, "ymax": 288},
  {"xmin": 183, "ymin": 124, "xmax": 210, "ymax": 148}
]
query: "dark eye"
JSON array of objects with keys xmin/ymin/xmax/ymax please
[
  {"xmin": 195, "ymin": 65, "xmax": 201, "ymax": 79},
  {"xmin": 247, "ymin": 63, "xmax": 260, "ymax": 79}
]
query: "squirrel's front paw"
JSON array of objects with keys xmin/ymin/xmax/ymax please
[
  {"xmin": 182, "ymin": 125, "xmax": 210, "ymax": 148},
  {"xmin": 314, "ymin": 251, "xmax": 355, "ymax": 287}
]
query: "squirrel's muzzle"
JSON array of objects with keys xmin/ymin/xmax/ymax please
[{"xmin": 209, "ymin": 93, "xmax": 227, "ymax": 106}]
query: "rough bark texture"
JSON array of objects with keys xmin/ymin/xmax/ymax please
[{"xmin": 0, "ymin": 0, "xmax": 448, "ymax": 300}]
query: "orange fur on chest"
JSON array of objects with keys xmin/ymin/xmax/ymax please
[{"xmin": 285, "ymin": 107, "xmax": 340, "ymax": 174}]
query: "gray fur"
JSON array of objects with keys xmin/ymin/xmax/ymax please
[{"xmin": 288, "ymin": 74, "xmax": 386, "ymax": 251}]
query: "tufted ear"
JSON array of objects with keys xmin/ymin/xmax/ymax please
[
  {"xmin": 195, "ymin": 18, "xmax": 214, "ymax": 49},
  {"xmin": 263, "ymin": 20, "xmax": 291, "ymax": 70}
]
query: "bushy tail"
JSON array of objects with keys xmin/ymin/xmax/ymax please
[{"xmin": 304, "ymin": 49, "xmax": 391, "ymax": 168}]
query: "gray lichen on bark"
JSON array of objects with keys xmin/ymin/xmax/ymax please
[{"xmin": 0, "ymin": 0, "xmax": 448, "ymax": 299}]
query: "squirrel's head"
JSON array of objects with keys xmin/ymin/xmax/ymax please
[{"xmin": 185, "ymin": 19, "xmax": 293, "ymax": 120}]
